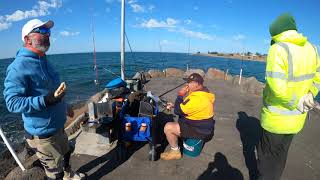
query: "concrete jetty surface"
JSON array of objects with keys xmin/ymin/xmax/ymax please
[{"xmin": 67, "ymin": 77, "xmax": 320, "ymax": 180}]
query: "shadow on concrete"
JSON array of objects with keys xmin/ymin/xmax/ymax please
[
  {"xmin": 153, "ymin": 112, "xmax": 175, "ymax": 158},
  {"xmin": 76, "ymin": 112, "xmax": 175, "ymax": 178},
  {"xmin": 236, "ymin": 111, "xmax": 262, "ymax": 180},
  {"xmin": 77, "ymin": 141, "xmax": 146, "ymax": 179},
  {"xmin": 197, "ymin": 152, "xmax": 244, "ymax": 180}
]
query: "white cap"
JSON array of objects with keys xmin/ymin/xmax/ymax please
[{"xmin": 21, "ymin": 19, "xmax": 54, "ymax": 42}]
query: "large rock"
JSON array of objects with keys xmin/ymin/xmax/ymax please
[
  {"xmin": 206, "ymin": 68, "xmax": 225, "ymax": 80},
  {"xmin": 184, "ymin": 69, "xmax": 205, "ymax": 77},
  {"xmin": 164, "ymin": 68, "xmax": 184, "ymax": 77},
  {"xmin": 144, "ymin": 72, "xmax": 152, "ymax": 79},
  {"xmin": 243, "ymin": 77, "xmax": 264, "ymax": 95},
  {"xmin": 17, "ymin": 146, "xmax": 35, "ymax": 164},
  {"xmin": 232, "ymin": 75, "xmax": 241, "ymax": 85},
  {"xmin": 148, "ymin": 69, "xmax": 165, "ymax": 78},
  {"xmin": 232, "ymin": 76, "xmax": 265, "ymax": 96},
  {"xmin": 131, "ymin": 71, "xmax": 147, "ymax": 84},
  {"xmin": 5, "ymin": 166, "xmax": 45, "ymax": 180},
  {"xmin": 89, "ymin": 89, "xmax": 107, "ymax": 103}
]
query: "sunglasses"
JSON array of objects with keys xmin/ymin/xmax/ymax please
[{"xmin": 30, "ymin": 27, "xmax": 51, "ymax": 35}]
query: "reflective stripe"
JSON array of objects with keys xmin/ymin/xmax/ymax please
[
  {"xmin": 289, "ymin": 73, "xmax": 315, "ymax": 82},
  {"xmin": 314, "ymin": 82, "xmax": 320, "ymax": 91},
  {"xmin": 265, "ymin": 71, "xmax": 287, "ymax": 79},
  {"xmin": 277, "ymin": 42, "xmax": 293, "ymax": 79},
  {"xmin": 266, "ymin": 105, "xmax": 302, "ymax": 115},
  {"xmin": 266, "ymin": 71, "xmax": 314, "ymax": 82},
  {"xmin": 264, "ymin": 98, "xmax": 301, "ymax": 116},
  {"xmin": 276, "ymin": 42, "xmax": 315, "ymax": 82},
  {"xmin": 312, "ymin": 45, "xmax": 319, "ymax": 64},
  {"xmin": 288, "ymin": 94, "xmax": 297, "ymax": 107}
]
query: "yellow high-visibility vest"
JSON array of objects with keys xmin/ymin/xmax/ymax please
[{"xmin": 261, "ymin": 30, "xmax": 320, "ymax": 134}]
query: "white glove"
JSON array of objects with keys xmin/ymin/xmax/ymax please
[{"xmin": 297, "ymin": 92, "xmax": 315, "ymax": 113}]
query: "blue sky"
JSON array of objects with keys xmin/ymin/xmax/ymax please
[{"xmin": 0, "ymin": 0, "xmax": 319, "ymax": 59}]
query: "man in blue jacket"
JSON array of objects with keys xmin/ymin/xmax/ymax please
[{"xmin": 3, "ymin": 19, "xmax": 84, "ymax": 180}]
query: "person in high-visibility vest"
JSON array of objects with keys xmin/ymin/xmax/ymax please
[{"xmin": 257, "ymin": 13, "xmax": 320, "ymax": 180}]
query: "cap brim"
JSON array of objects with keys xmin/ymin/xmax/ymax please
[
  {"xmin": 182, "ymin": 77, "xmax": 189, "ymax": 82},
  {"xmin": 39, "ymin": 20, "xmax": 54, "ymax": 29}
]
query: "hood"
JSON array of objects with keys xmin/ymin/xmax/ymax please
[
  {"xmin": 16, "ymin": 47, "xmax": 45, "ymax": 59},
  {"xmin": 189, "ymin": 91, "xmax": 215, "ymax": 103},
  {"xmin": 272, "ymin": 30, "xmax": 307, "ymax": 46}
]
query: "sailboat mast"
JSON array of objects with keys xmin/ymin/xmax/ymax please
[{"xmin": 120, "ymin": 0, "xmax": 125, "ymax": 80}]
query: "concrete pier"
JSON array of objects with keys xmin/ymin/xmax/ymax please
[{"xmin": 67, "ymin": 77, "xmax": 320, "ymax": 180}]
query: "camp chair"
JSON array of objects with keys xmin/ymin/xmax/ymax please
[{"xmin": 119, "ymin": 98, "xmax": 159, "ymax": 161}]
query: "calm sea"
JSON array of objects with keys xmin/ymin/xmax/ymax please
[{"xmin": 1, "ymin": 52, "xmax": 267, "ymax": 152}]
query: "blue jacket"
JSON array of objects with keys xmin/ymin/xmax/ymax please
[{"xmin": 3, "ymin": 47, "xmax": 66, "ymax": 136}]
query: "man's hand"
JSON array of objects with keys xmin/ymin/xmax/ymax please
[
  {"xmin": 166, "ymin": 102, "xmax": 174, "ymax": 111},
  {"xmin": 54, "ymin": 82, "xmax": 66, "ymax": 97},
  {"xmin": 297, "ymin": 92, "xmax": 315, "ymax": 113},
  {"xmin": 67, "ymin": 105, "xmax": 74, "ymax": 118},
  {"xmin": 178, "ymin": 85, "xmax": 189, "ymax": 96},
  {"xmin": 44, "ymin": 82, "xmax": 67, "ymax": 106}
]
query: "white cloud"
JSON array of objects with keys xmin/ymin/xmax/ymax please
[
  {"xmin": 148, "ymin": 5, "xmax": 155, "ymax": 12},
  {"xmin": 138, "ymin": 17, "xmax": 213, "ymax": 40},
  {"xmin": 51, "ymin": 37, "xmax": 57, "ymax": 43},
  {"xmin": 128, "ymin": 0, "xmax": 137, "ymax": 4},
  {"xmin": 178, "ymin": 28, "xmax": 214, "ymax": 40},
  {"xmin": 0, "ymin": 0, "xmax": 62, "ymax": 31},
  {"xmin": 65, "ymin": 8, "xmax": 72, "ymax": 13},
  {"xmin": 167, "ymin": 18, "xmax": 178, "ymax": 26},
  {"xmin": 183, "ymin": 19, "xmax": 203, "ymax": 29},
  {"xmin": 210, "ymin": 24, "xmax": 219, "ymax": 30},
  {"xmin": 60, "ymin": 31, "xmax": 80, "ymax": 37},
  {"xmin": 0, "ymin": 22, "xmax": 12, "ymax": 30},
  {"xmin": 127, "ymin": 0, "xmax": 155, "ymax": 13},
  {"xmin": 233, "ymin": 34, "xmax": 246, "ymax": 41},
  {"xmin": 130, "ymin": 4, "xmax": 145, "ymax": 13},
  {"xmin": 140, "ymin": 18, "xmax": 178, "ymax": 28},
  {"xmin": 193, "ymin": 6, "xmax": 199, "ymax": 11},
  {"xmin": 184, "ymin": 19, "xmax": 192, "ymax": 25},
  {"xmin": 160, "ymin": 39, "xmax": 175, "ymax": 46},
  {"xmin": 196, "ymin": 24, "xmax": 203, "ymax": 28}
]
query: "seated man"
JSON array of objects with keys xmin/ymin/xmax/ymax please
[{"xmin": 161, "ymin": 73, "xmax": 215, "ymax": 160}]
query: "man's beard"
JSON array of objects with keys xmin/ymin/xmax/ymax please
[{"xmin": 31, "ymin": 38, "xmax": 50, "ymax": 53}]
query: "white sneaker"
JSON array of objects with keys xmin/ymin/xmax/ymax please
[{"xmin": 63, "ymin": 169, "xmax": 86, "ymax": 180}]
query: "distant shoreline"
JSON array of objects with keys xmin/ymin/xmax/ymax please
[{"xmin": 194, "ymin": 53, "xmax": 266, "ymax": 62}]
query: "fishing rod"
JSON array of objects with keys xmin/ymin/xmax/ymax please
[
  {"xmin": 103, "ymin": 67, "xmax": 121, "ymax": 78},
  {"xmin": 124, "ymin": 32, "xmax": 139, "ymax": 73},
  {"xmin": 159, "ymin": 40, "xmax": 165, "ymax": 73},
  {"xmin": 0, "ymin": 127, "xmax": 26, "ymax": 171},
  {"xmin": 159, "ymin": 82, "xmax": 187, "ymax": 98},
  {"xmin": 187, "ymin": 38, "xmax": 191, "ymax": 70},
  {"xmin": 90, "ymin": 0, "xmax": 99, "ymax": 85},
  {"xmin": 239, "ymin": 48, "xmax": 245, "ymax": 85}
]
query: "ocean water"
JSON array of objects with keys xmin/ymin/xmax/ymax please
[{"xmin": 0, "ymin": 52, "xmax": 266, "ymax": 152}]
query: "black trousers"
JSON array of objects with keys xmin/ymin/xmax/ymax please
[{"xmin": 257, "ymin": 129, "xmax": 294, "ymax": 180}]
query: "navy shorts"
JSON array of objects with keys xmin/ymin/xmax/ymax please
[{"xmin": 178, "ymin": 119, "xmax": 215, "ymax": 142}]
